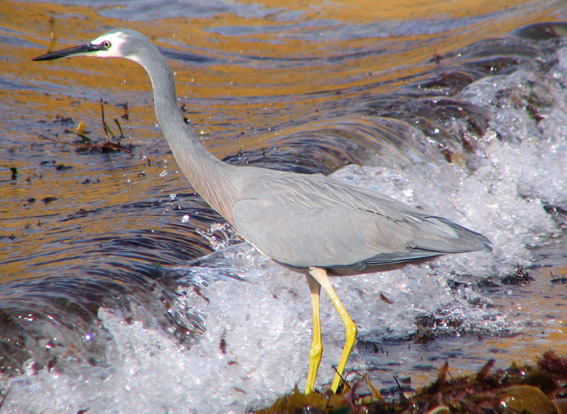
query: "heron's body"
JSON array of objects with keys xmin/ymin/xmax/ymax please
[{"xmin": 34, "ymin": 28, "xmax": 491, "ymax": 393}]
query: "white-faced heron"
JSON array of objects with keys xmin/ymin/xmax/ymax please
[{"xmin": 33, "ymin": 28, "xmax": 491, "ymax": 394}]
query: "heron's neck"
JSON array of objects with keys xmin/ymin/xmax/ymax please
[{"xmin": 137, "ymin": 47, "xmax": 238, "ymax": 224}]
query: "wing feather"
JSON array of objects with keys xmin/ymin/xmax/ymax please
[{"xmin": 232, "ymin": 170, "xmax": 490, "ymax": 269}]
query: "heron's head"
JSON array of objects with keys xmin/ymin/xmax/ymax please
[{"xmin": 33, "ymin": 28, "xmax": 145, "ymax": 63}]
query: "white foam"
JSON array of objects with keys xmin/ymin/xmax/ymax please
[{"xmin": 1, "ymin": 244, "xmax": 506, "ymax": 413}]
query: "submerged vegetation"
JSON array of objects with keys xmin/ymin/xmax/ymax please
[{"xmin": 40, "ymin": 99, "xmax": 133, "ymax": 153}]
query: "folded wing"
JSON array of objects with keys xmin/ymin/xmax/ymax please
[{"xmin": 233, "ymin": 171, "xmax": 490, "ymax": 270}]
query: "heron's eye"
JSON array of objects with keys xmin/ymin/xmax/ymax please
[{"xmin": 103, "ymin": 40, "xmax": 111, "ymax": 49}]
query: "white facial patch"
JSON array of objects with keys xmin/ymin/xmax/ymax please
[{"xmin": 91, "ymin": 31, "xmax": 129, "ymax": 59}]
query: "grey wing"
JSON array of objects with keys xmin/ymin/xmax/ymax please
[{"xmin": 232, "ymin": 173, "xmax": 490, "ymax": 270}]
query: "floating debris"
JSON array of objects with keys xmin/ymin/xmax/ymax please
[
  {"xmin": 41, "ymin": 197, "xmax": 57, "ymax": 205},
  {"xmin": 39, "ymin": 100, "xmax": 133, "ymax": 153}
]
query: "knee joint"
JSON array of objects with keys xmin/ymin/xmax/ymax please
[{"xmin": 310, "ymin": 342, "xmax": 323, "ymax": 359}]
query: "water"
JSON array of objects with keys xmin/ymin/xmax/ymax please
[{"xmin": 1, "ymin": 0, "xmax": 567, "ymax": 412}]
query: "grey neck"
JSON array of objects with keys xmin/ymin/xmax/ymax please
[{"xmin": 135, "ymin": 42, "xmax": 238, "ymax": 223}]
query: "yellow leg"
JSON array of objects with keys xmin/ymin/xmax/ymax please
[
  {"xmin": 305, "ymin": 274, "xmax": 322, "ymax": 394},
  {"xmin": 309, "ymin": 267, "xmax": 358, "ymax": 393}
]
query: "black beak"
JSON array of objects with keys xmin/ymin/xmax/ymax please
[{"xmin": 33, "ymin": 42, "xmax": 105, "ymax": 61}]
